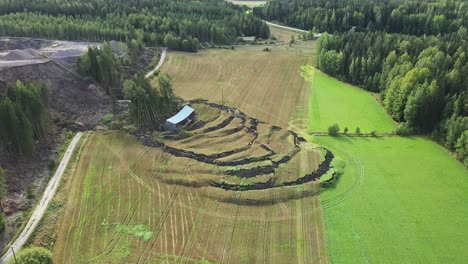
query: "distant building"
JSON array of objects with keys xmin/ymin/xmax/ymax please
[
  {"xmin": 313, "ymin": 33, "xmax": 322, "ymax": 38},
  {"xmin": 164, "ymin": 105, "xmax": 195, "ymax": 131},
  {"xmin": 238, "ymin": 36, "xmax": 256, "ymax": 42}
]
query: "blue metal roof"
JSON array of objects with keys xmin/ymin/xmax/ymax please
[{"xmin": 166, "ymin": 105, "xmax": 194, "ymax": 125}]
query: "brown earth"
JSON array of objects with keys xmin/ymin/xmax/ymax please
[
  {"xmin": 36, "ymin": 131, "xmax": 329, "ymax": 263},
  {"xmin": 159, "ymin": 48, "xmax": 313, "ymax": 128}
]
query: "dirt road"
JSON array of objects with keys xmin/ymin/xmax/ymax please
[
  {"xmin": 145, "ymin": 47, "xmax": 167, "ymax": 78},
  {"xmin": 0, "ymin": 132, "xmax": 83, "ymax": 263},
  {"xmin": 264, "ymin": 21, "xmax": 308, "ymax": 33}
]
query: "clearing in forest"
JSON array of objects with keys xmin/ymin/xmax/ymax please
[
  {"xmin": 314, "ymin": 136, "xmax": 468, "ymax": 264},
  {"xmin": 32, "ymin": 100, "xmax": 332, "ymax": 263},
  {"xmin": 307, "ymin": 69, "xmax": 396, "ymax": 133},
  {"xmin": 159, "ymin": 48, "xmax": 312, "ymax": 128},
  {"xmin": 227, "ymin": 0, "xmax": 266, "ymax": 8}
]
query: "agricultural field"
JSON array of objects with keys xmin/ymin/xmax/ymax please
[
  {"xmin": 159, "ymin": 48, "xmax": 312, "ymax": 128},
  {"xmin": 314, "ymin": 136, "xmax": 468, "ymax": 263},
  {"xmin": 306, "ymin": 69, "xmax": 396, "ymax": 133},
  {"xmin": 269, "ymin": 25, "xmax": 302, "ymax": 43},
  {"xmin": 30, "ymin": 100, "xmax": 332, "ymax": 263}
]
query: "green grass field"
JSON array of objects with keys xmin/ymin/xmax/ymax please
[
  {"xmin": 308, "ymin": 70, "xmax": 396, "ymax": 133},
  {"xmin": 314, "ymin": 136, "xmax": 468, "ymax": 263}
]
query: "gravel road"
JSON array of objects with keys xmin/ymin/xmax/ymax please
[
  {"xmin": 0, "ymin": 132, "xmax": 83, "ymax": 263},
  {"xmin": 145, "ymin": 47, "xmax": 167, "ymax": 78},
  {"xmin": 264, "ymin": 21, "xmax": 308, "ymax": 33}
]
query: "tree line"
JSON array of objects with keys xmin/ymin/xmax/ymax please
[
  {"xmin": 317, "ymin": 30, "xmax": 467, "ymax": 165},
  {"xmin": 123, "ymin": 74, "xmax": 176, "ymax": 127},
  {"xmin": 0, "ymin": 81, "xmax": 50, "ymax": 156},
  {"xmin": 254, "ymin": 0, "xmax": 468, "ymax": 36},
  {"xmin": 76, "ymin": 43, "xmax": 121, "ymax": 95},
  {"xmin": 0, "ymin": 0, "xmax": 270, "ymax": 51}
]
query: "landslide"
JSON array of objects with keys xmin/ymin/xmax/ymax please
[{"xmin": 0, "ymin": 60, "xmax": 109, "ymax": 127}]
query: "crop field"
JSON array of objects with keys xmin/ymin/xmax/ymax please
[
  {"xmin": 306, "ymin": 69, "xmax": 396, "ymax": 133},
  {"xmin": 159, "ymin": 48, "xmax": 312, "ymax": 128},
  {"xmin": 269, "ymin": 25, "xmax": 302, "ymax": 43},
  {"xmin": 37, "ymin": 102, "xmax": 331, "ymax": 263},
  {"xmin": 313, "ymin": 136, "xmax": 468, "ymax": 263}
]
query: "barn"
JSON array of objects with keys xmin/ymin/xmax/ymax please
[{"xmin": 164, "ymin": 105, "xmax": 195, "ymax": 131}]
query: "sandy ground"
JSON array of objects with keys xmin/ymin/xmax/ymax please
[{"xmin": 0, "ymin": 37, "xmax": 101, "ymax": 65}]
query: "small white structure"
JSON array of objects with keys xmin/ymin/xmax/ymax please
[
  {"xmin": 238, "ymin": 36, "xmax": 256, "ymax": 42},
  {"xmin": 164, "ymin": 105, "xmax": 195, "ymax": 131}
]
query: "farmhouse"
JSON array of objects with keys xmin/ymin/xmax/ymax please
[{"xmin": 164, "ymin": 105, "xmax": 195, "ymax": 130}]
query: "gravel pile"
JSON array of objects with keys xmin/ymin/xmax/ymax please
[{"xmin": 1, "ymin": 49, "xmax": 35, "ymax": 61}]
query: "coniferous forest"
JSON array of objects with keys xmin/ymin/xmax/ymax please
[
  {"xmin": 254, "ymin": 0, "xmax": 468, "ymax": 35},
  {"xmin": 256, "ymin": 0, "xmax": 468, "ymax": 165},
  {"xmin": 0, "ymin": 0, "xmax": 270, "ymax": 50},
  {"xmin": 0, "ymin": 81, "xmax": 50, "ymax": 156}
]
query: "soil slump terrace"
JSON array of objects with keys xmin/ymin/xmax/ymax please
[
  {"xmin": 136, "ymin": 100, "xmax": 331, "ymax": 200},
  {"xmin": 49, "ymin": 109, "xmax": 330, "ymax": 262}
]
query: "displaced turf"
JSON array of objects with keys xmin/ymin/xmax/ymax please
[
  {"xmin": 314, "ymin": 136, "xmax": 468, "ymax": 263},
  {"xmin": 307, "ymin": 69, "xmax": 396, "ymax": 133}
]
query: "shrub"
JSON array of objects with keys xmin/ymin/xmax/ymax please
[
  {"xmin": 332, "ymin": 157, "xmax": 346, "ymax": 176},
  {"xmin": 328, "ymin": 123, "xmax": 340, "ymax": 136},
  {"xmin": 370, "ymin": 130, "xmax": 377, "ymax": 137},
  {"xmin": 26, "ymin": 185, "xmax": 35, "ymax": 199},
  {"xmin": 7, "ymin": 247, "xmax": 53, "ymax": 264},
  {"xmin": 100, "ymin": 113, "xmax": 114, "ymax": 125},
  {"xmin": 395, "ymin": 125, "xmax": 413, "ymax": 136},
  {"xmin": 47, "ymin": 159, "xmax": 56, "ymax": 171},
  {"xmin": 355, "ymin": 127, "xmax": 361, "ymax": 135},
  {"xmin": 343, "ymin": 127, "xmax": 348, "ymax": 134}
]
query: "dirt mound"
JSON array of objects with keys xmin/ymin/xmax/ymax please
[
  {"xmin": 51, "ymin": 49, "xmax": 83, "ymax": 58},
  {"xmin": 23, "ymin": 48, "xmax": 40, "ymax": 57},
  {"xmin": 0, "ymin": 38, "xmax": 49, "ymax": 51},
  {"xmin": 0, "ymin": 60, "xmax": 109, "ymax": 127},
  {"xmin": 1, "ymin": 49, "xmax": 35, "ymax": 60},
  {"xmin": 109, "ymin": 40, "xmax": 124, "ymax": 55}
]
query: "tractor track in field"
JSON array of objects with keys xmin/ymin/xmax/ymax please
[
  {"xmin": 52, "ymin": 133, "xmax": 337, "ymax": 224},
  {"xmin": 137, "ymin": 159, "xmax": 200, "ymax": 263},
  {"xmin": 320, "ymin": 155, "xmax": 363, "ymax": 210}
]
